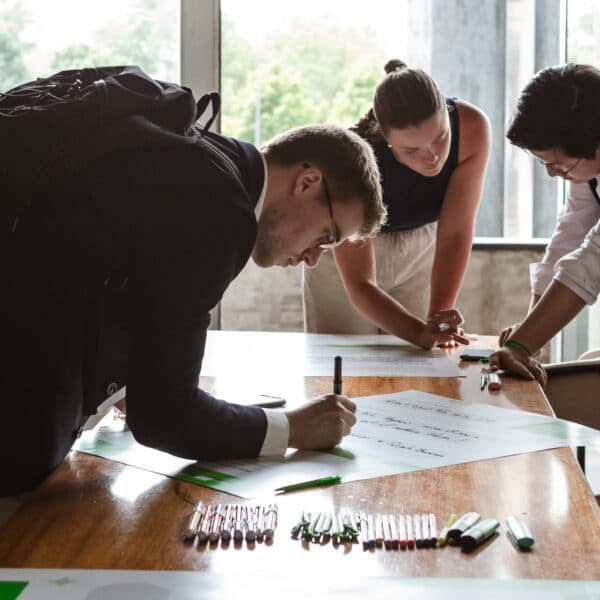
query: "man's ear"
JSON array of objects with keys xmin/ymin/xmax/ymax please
[{"xmin": 293, "ymin": 166, "xmax": 322, "ymax": 196}]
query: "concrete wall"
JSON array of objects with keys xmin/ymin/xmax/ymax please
[{"xmin": 220, "ymin": 247, "xmax": 544, "ymax": 339}]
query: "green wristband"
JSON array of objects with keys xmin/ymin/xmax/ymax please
[{"xmin": 503, "ymin": 340, "xmax": 532, "ymax": 356}]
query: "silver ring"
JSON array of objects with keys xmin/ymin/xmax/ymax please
[{"xmin": 437, "ymin": 323, "xmax": 450, "ymax": 332}]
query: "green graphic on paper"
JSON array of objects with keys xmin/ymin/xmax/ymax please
[
  {"xmin": 0, "ymin": 581, "xmax": 28, "ymax": 600},
  {"xmin": 512, "ymin": 420, "xmax": 597, "ymax": 443}
]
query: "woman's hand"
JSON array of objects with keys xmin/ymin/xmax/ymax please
[
  {"xmin": 416, "ymin": 320, "xmax": 470, "ymax": 350},
  {"xmin": 427, "ymin": 309, "xmax": 468, "ymax": 348}
]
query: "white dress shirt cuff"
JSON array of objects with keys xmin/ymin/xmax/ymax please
[
  {"xmin": 529, "ymin": 261, "xmax": 555, "ymax": 297},
  {"xmin": 554, "ymin": 235, "xmax": 600, "ymax": 305},
  {"xmin": 259, "ymin": 408, "xmax": 289, "ymax": 456}
]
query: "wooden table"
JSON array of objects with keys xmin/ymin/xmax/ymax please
[{"xmin": 1, "ymin": 334, "xmax": 599, "ymax": 580}]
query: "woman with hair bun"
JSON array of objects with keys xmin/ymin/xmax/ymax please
[{"xmin": 303, "ymin": 60, "xmax": 490, "ymax": 349}]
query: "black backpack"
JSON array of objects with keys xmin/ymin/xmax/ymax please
[{"xmin": 0, "ymin": 65, "xmax": 239, "ymax": 233}]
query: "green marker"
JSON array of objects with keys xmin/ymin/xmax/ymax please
[
  {"xmin": 506, "ymin": 515, "xmax": 535, "ymax": 549},
  {"xmin": 448, "ymin": 512, "xmax": 480, "ymax": 541},
  {"xmin": 274, "ymin": 475, "xmax": 342, "ymax": 493},
  {"xmin": 438, "ymin": 513, "xmax": 457, "ymax": 546},
  {"xmin": 460, "ymin": 517, "xmax": 500, "ymax": 551}
]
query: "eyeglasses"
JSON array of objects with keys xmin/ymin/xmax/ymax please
[
  {"xmin": 316, "ymin": 177, "xmax": 340, "ymax": 249},
  {"xmin": 526, "ymin": 150, "xmax": 582, "ymax": 177}
]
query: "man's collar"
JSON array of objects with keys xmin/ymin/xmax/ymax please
[{"xmin": 255, "ymin": 153, "xmax": 268, "ymax": 219}]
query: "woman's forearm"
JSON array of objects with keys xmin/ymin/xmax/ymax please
[
  {"xmin": 346, "ymin": 280, "xmax": 426, "ymax": 344},
  {"xmin": 428, "ymin": 232, "xmax": 472, "ymax": 314}
]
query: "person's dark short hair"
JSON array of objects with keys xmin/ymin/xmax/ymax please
[
  {"xmin": 262, "ymin": 124, "xmax": 386, "ymax": 238},
  {"xmin": 507, "ymin": 63, "xmax": 600, "ymax": 158}
]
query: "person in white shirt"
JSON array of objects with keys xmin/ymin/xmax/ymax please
[{"xmin": 490, "ymin": 64, "xmax": 600, "ymax": 384}]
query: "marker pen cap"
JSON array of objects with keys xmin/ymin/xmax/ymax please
[
  {"xmin": 506, "ymin": 515, "xmax": 534, "ymax": 549},
  {"xmin": 488, "ymin": 372, "xmax": 501, "ymax": 391},
  {"xmin": 447, "ymin": 512, "xmax": 480, "ymax": 541},
  {"xmin": 460, "ymin": 518, "xmax": 499, "ymax": 550}
]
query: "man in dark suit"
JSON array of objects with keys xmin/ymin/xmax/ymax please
[{"xmin": 1, "ymin": 123, "xmax": 385, "ymax": 495}]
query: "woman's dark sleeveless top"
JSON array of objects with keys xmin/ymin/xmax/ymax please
[{"xmin": 372, "ymin": 98, "xmax": 460, "ymax": 232}]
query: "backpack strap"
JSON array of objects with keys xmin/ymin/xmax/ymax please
[
  {"xmin": 196, "ymin": 92, "xmax": 221, "ymax": 134},
  {"xmin": 589, "ymin": 178, "xmax": 600, "ymax": 206},
  {"xmin": 194, "ymin": 92, "xmax": 245, "ymax": 193}
]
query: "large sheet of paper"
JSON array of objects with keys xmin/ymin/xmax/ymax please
[
  {"xmin": 75, "ymin": 390, "xmax": 600, "ymax": 499},
  {"xmin": 1, "ymin": 569, "xmax": 599, "ymax": 599},
  {"xmin": 200, "ymin": 331, "xmax": 463, "ymax": 377}
]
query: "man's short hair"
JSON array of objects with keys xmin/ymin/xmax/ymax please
[
  {"xmin": 262, "ymin": 124, "xmax": 386, "ymax": 238},
  {"xmin": 507, "ymin": 63, "xmax": 600, "ymax": 158}
]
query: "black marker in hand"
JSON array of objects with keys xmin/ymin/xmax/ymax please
[{"xmin": 333, "ymin": 355, "xmax": 343, "ymax": 395}]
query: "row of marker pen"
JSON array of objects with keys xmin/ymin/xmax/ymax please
[
  {"xmin": 292, "ymin": 511, "xmax": 443, "ymax": 548},
  {"xmin": 291, "ymin": 511, "xmax": 534, "ymax": 551},
  {"xmin": 183, "ymin": 502, "xmax": 278, "ymax": 544}
]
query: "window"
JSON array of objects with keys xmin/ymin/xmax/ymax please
[
  {"xmin": 220, "ymin": 0, "xmax": 568, "ymax": 240},
  {"xmin": 0, "ymin": 0, "xmax": 180, "ymax": 90},
  {"xmin": 561, "ymin": 0, "xmax": 600, "ymax": 360}
]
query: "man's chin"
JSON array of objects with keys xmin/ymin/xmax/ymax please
[{"xmin": 251, "ymin": 250, "xmax": 276, "ymax": 268}]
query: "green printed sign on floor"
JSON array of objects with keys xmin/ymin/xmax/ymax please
[{"xmin": 0, "ymin": 582, "xmax": 28, "ymax": 600}]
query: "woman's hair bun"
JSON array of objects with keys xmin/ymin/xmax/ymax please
[{"xmin": 384, "ymin": 59, "xmax": 407, "ymax": 74}]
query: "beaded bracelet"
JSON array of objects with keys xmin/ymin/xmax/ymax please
[{"xmin": 503, "ymin": 340, "xmax": 532, "ymax": 356}]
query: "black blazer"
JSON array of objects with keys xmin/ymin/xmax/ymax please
[{"xmin": 2, "ymin": 131, "xmax": 269, "ymax": 462}]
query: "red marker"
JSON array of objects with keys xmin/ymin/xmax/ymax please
[{"xmin": 488, "ymin": 372, "xmax": 501, "ymax": 391}]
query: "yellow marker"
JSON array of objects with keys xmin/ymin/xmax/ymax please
[{"xmin": 438, "ymin": 513, "xmax": 458, "ymax": 547}]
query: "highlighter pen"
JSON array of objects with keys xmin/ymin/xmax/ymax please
[
  {"xmin": 275, "ymin": 475, "xmax": 342, "ymax": 493},
  {"xmin": 301, "ymin": 512, "xmax": 313, "ymax": 540},
  {"xmin": 414, "ymin": 513, "xmax": 424, "ymax": 548},
  {"xmin": 221, "ymin": 504, "xmax": 233, "ymax": 542},
  {"xmin": 264, "ymin": 503, "xmax": 278, "ymax": 540},
  {"xmin": 308, "ymin": 511, "xmax": 322, "ymax": 540},
  {"xmin": 345, "ymin": 513, "xmax": 359, "ymax": 542},
  {"xmin": 382, "ymin": 514, "xmax": 392, "ymax": 549},
  {"xmin": 438, "ymin": 513, "xmax": 457, "ymax": 547},
  {"xmin": 256, "ymin": 505, "xmax": 265, "ymax": 541},
  {"xmin": 321, "ymin": 513, "xmax": 333, "ymax": 538},
  {"xmin": 447, "ymin": 512, "xmax": 480, "ymax": 543},
  {"xmin": 480, "ymin": 374, "xmax": 487, "ymax": 391},
  {"xmin": 330, "ymin": 512, "xmax": 341, "ymax": 544},
  {"xmin": 506, "ymin": 515, "xmax": 534, "ymax": 549},
  {"xmin": 209, "ymin": 503, "xmax": 225, "ymax": 542},
  {"xmin": 245, "ymin": 506, "xmax": 257, "ymax": 542},
  {"xmin": 460, "ymin": 517, "xmax": 500, "ymax": 551},
  {"xmin": 421, "ymin": 514, "xmax": 431, "ymax": 548},
  {"xmin": 291, "ymin": 510, "xmax": 308, "ymax": 538},
  {"xmin": 428, "ymin": 513, "xmax": 438, "ymax": 547},
  {"xmin": 314, "ymin": 512, "xmax": 328, "ymax": 541},
  {"xmin": 405, "ymin": 514, "xmax": 415, "ymax": 549},
  {"xmin": 388, "ymin": 514, "xmax": 400, "ymax": 550},
  {"xmin": 367, "ymin": 514, "xmax": 376, "ymax": 548},
  {"xmin": 197, "ymin": 504, "xmax": 214, "ymax": 544},
  {"xmin": 233, "ymin": 505, "xmax": 244, "ymax": 542},
  {"xmin": 184, "ymin": 501, "xmax": 204, "ymax": 540},
  {"xmin": 338, "ymin": 513, "xmax": 348, "ymax": 543},
  {"xmin": 334, "ymin": 355, "xmax": 343, "ymax": 395},
  {"xmin": 359, "ymin": 511, "xmax": 370, "ymax": 549},
  {"xmin": 375, "ymin": 513, "xmax": 384, "ymax": 547},
  {"xmin": 397, "ymin": 514, "xmax": 408, "ymax": 550}
]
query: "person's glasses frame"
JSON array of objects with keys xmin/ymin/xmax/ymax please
[
  {"xmin": 525, "ymin": 150, "xmax": 582, "ymax": 177},
  {"xmin": 317, "ymin": 177, "xmax": 340, "ymax": 250}
]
